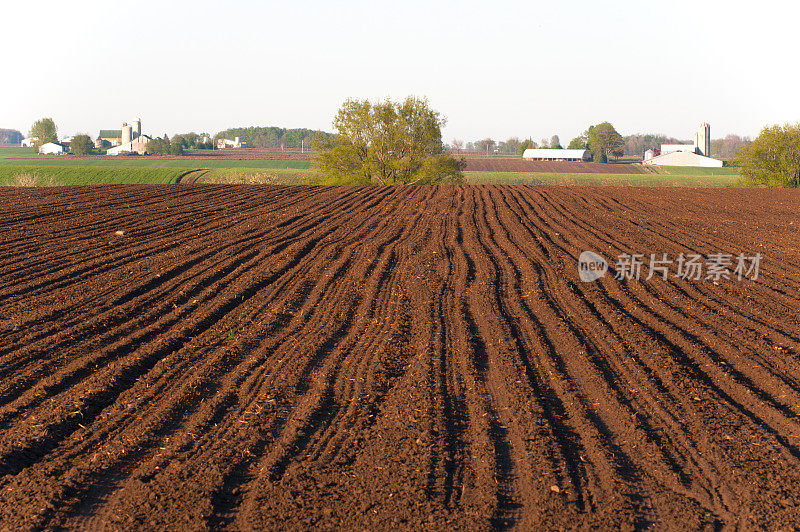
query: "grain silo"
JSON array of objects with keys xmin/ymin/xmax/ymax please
[
  {"xmin": 121, "ymin": 122, "xmax": 132, "ymax": 145},
  {"xmin": 695, "ymin": 123, "xmax": 710, "ymax": 157},
  {"xmin": 133, "ymin": 118, "xmax": 141, "ymax": 139}
]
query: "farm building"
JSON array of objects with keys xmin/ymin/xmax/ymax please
[
  {"xmin": 522, "ymin": 149, "xmax": 591, "ymax": 162},
  {"xmin": 644, "ymin": 148, "xmax": 661, "ymax": 161},
  {"xmin": 101, "ymin": 118, "xmax": 149, "ymax": 154},
  {"xmin": 97, "ymin": 130, "xmax": 123, "ymax": 148},
  {"xmin": 21, "ymin": 137, "xmax": 38, "ymax": 147},
  {"xmin": 644, "ymin": 123, "xmax": 722, "ymax": 167},
  {"xmin": 643, "ymin": 151, "xmax": 723, "ymax": 168},
  {"xmin": 38, "ymin": 142, "xmax": 67, "ymax": 155},
  {"xmin": 217, "ymin": 137, "xmax": 242, "ymax": 149},
  {"xmin": 97, "ymin": 120, "xmax": 142, "ymax": 147},
  {"xmin": 660, "ymin": 144, "xmax": 696, "ymax": 154},
  {"xmin": 107, "ymin": 135, "xmax": 151, "ymax": 156}
]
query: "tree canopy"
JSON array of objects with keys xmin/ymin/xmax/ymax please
[
  {"xmin": 29, "ymin": 118, "xmax": 58, "ymax": 150},
  {"xmin": 70, "ymin": 134, "xmax": 93, "ymax": 155},
  {"xmin": 586, "ymin": 122, "xmax": 624, "ymax": 162},
  {"xmin": 568, "ymin": 136, "xmax": 587, "ymax": 150},
  {"xmin": 737, "ymin": 123, "xmax": 800, "ymax": 187},
  {"xmin": 314, "ymin": 96, "xmax": 464, "ymax": 185},
  {"xmin": 171, "ymin": 132, "xmax": 213, "ymax": 150},
  {"xmin": 214, "ymin": 126, "xmax": 330, "ymax": 150},
  {"xmin": 517, "ymin": 138, "xmax": 537, "ymax": 155},
  {"xmin": 475, "ymin": 138, "xmax": 496, "ymax": 155},
  {"xmin": 0, "ymin": 128, "xmax": 23, "ymax": 145},
  {"xmin": 146, "ymin": 136, "xmax": 184, "ymax": 156}
]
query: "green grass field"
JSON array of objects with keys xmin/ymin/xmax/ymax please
[
  {"xmin": 0, "ymin": 147, "xmax": 741, "ymax": 187},
  {"xmin": 0, "ymin": 165, "xmax": 191, "ymax": 185},
  {"xmin": 645, "ymin": 165, "xmax": 740, "ymax": 176}
]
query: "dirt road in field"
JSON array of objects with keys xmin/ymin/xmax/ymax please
[{"xmin": 0, "ymin": 185, "xmax": 799, "ymax": 529}]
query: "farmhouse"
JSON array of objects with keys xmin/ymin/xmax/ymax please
[
  {"xmin": 21, "ymin": 137, "xmax": 38, "ymax": 147},
  {"xmin": 38, "ymin": 142, "xmax": 67, "ymax": 155},
  {"xmin": 644, "ymin": 123, "xmax": 723, "ymax": 167},
  {"xmin": 522, "ymin": 148, "xmax": 591, "ymax": 162}
]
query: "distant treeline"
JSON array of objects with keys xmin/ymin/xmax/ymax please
[
  {"xmin": 451, "ymin": 132, "xmax": 752, "ymax": 160},
  {"xmin": 213, "ymin": 127, "xmax": 333, "ymax": 149},
  {"xmin": 0, "ymin": 129, "xmax": 23, "ymax": 145}
]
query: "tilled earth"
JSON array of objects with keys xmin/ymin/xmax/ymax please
[{"xmin": 0, "ymin": 185, "xmax": 799, "ymax": 530}]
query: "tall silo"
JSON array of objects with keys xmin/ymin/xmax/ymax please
[
  {"xmin": 133, "ymin": 118, "xmax": 141, "ymax": 139},
  {"xmin": 695, "ymin": 123, "xmax": 710, "ymax": 157},
  {"xmin": 121, "ymin": 123, "xmax": 132, "ymax": 145}
]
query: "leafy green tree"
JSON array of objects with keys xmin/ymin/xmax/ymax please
[
  {"xmin": 168, "ymin": 135, "xmax": 187, "ymax": 155},
  {"xmin": 146, "ymin": 137, "xmax": 166, "ymax": 154},
  {"xmin": 70, "ymin": 134, "xmax": 93, "ymax": 155},
  {"xmin": 146, "ymin": 136, "xmax": 180, "ymax": 155},
  {"xmin": 29, "ymin": 118, "xmax": 58, "ymax": 150},
  {"xmin": 314, "ymin": 96, "xmax": 464, "ymax": 185},
  {"xmin": 586, "ymin": 122, "xmax": 624, "ymax": 162},
  {"xmin": 737, "ymin": 123, "xmax": 800, "ymax": 187},
  {"xmin": 568, "ymin": 136, "xmax": 587, "ymax": 150},
  {"xmin": 517, "ymin": 138, "xmax": 537, "ymax": 155}
]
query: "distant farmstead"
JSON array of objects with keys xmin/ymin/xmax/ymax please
[
  {"xmin": 643, "ymin": 123, "xmax": 723, "ymax": 167},
  {"xmin": 104, "ymin": 118, "xmax": 151, "ymax": 155},
  {"xmin": 522, "ymin": 149, "xmax": 591, "ymax": 162},
  {"xmin": 107, "ymin": 135, "xmax": 152, "ymax": 156}
]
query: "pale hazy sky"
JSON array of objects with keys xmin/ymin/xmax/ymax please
[{"xmin": 2, "ymin": 0, "xmax": 797, "ymax": 143}]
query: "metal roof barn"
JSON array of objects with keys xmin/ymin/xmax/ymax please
[
  {"xmin": 522, "ymin": 149, "xmax": 591, "ymax": 161},
  {"xmin": 643, "ymin": 150, "xmax": 723, "ymax": 167}
]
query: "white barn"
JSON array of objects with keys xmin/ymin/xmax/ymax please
[
  {"xmin": 21, "ymin": 137, "xmax": 38, "ymax": 147},
  {"xmin": 645, "ymin": 123, "xmax": 722, "ymax": 167},
  {"xmin": 643, "ymin": 151, "xmax": 723, "ymax": 168},
  {"xmin": 522, "ymin": 149, "xmax": 591, "ymax": 162},
  {"xmin": 38, "ymin": 142, "xmax": 67, "ymax": 155}
]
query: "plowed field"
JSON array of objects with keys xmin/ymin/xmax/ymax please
[
  {"xmin": 1, "ymin": 185, "xmax": 799, "ymax": 530},
  {"xmin": 463, "ymin": 158, "xmax": 644, "ymax": 173}
]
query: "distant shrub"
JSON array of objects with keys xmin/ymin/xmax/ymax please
[{"xmin": 70, "ymin": 134, "xmax": 94, "ymax": 155}]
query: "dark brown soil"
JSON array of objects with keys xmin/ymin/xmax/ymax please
[{"xmin": 0, "ymin": 185, "xmax": 799, "ymax": 530}]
